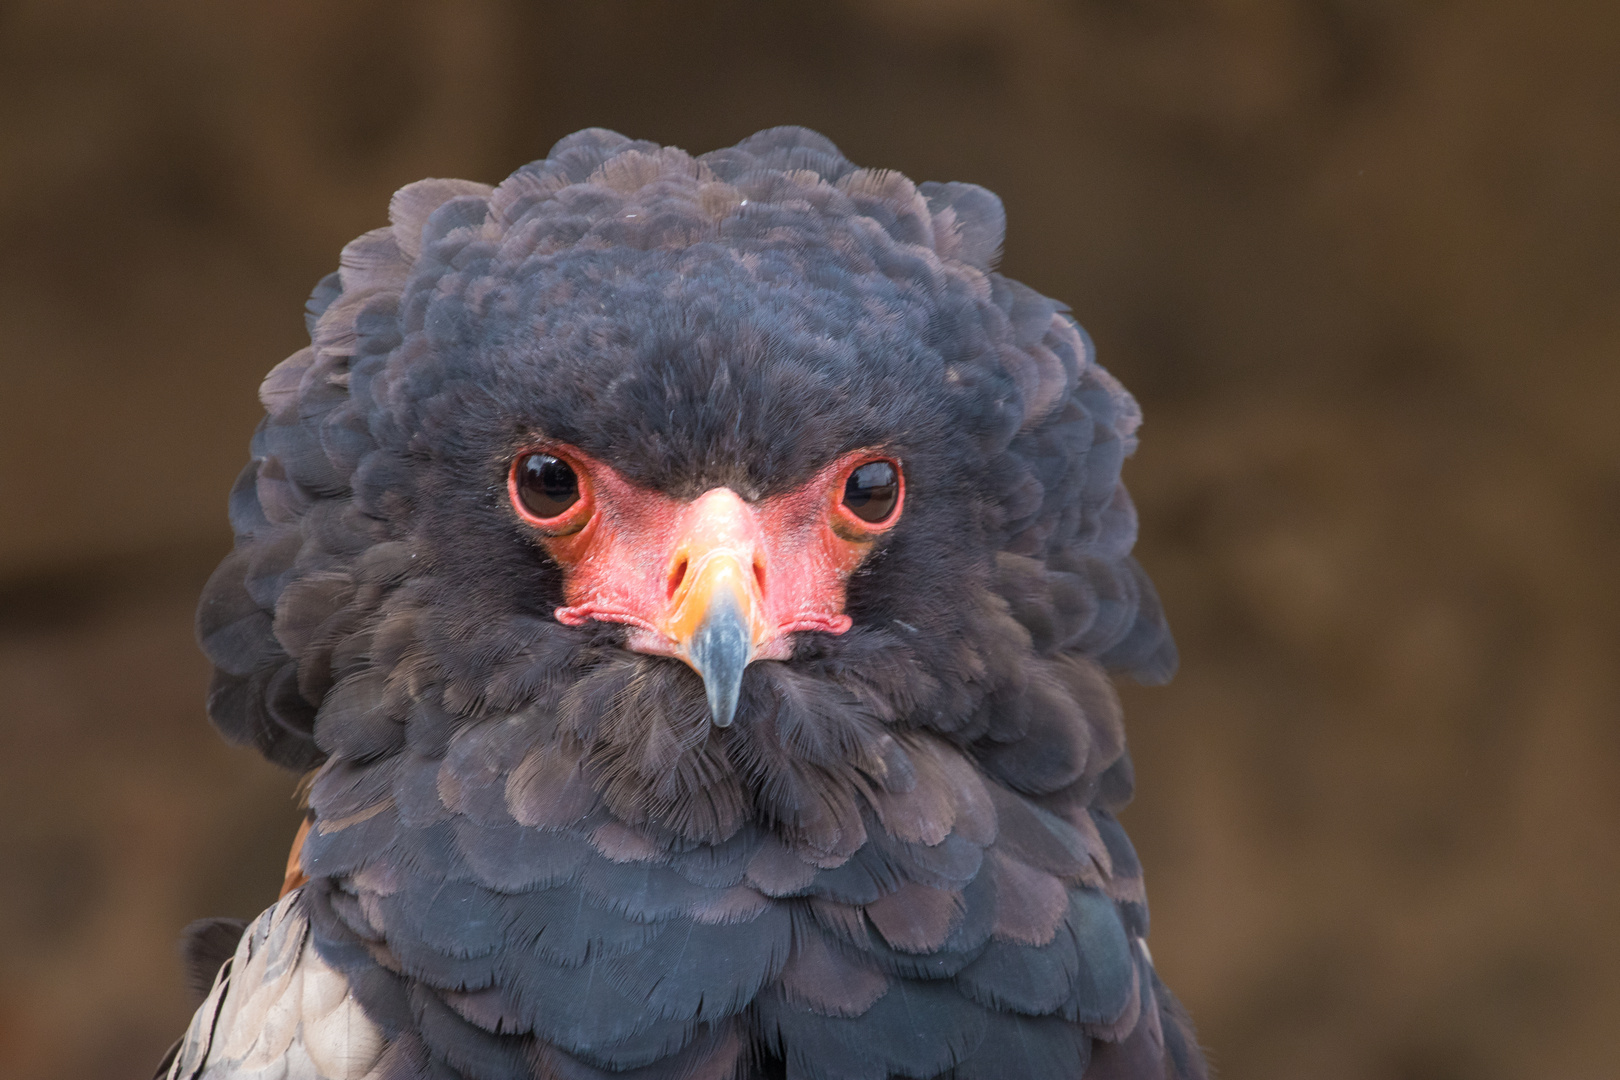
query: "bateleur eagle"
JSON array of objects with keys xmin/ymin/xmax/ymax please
[{"xmin": 160, "ymin": 127, "xmax": 1206, "ymax": 1080}]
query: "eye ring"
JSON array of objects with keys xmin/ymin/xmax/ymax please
[
  {"xmin": 835, "ymin": 457, "xmax": 904, "ymax": 531},
  {"xmin": 509, "ymin": 450, "xmax": 593, "ymax": 534}
]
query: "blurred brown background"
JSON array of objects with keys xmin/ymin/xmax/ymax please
[{"xmin": 1, "ymin": 1, "xmax": 1616, "ymax": 1077}]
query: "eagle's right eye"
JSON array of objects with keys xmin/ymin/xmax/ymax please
[{"xmin": 514, "ymin": 453, "xmax": 580, "ymax": 520}]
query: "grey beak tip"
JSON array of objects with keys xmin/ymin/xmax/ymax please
[
  {"xmin": 702, "ymin": 653, "xmax": 742, "ymax": 728},
  {"xmin": 687, "ymin": 593, "xmax": 752, "ymax": 728},
  {"xmin": 708, "ymin": 690, "xmax": 739, "ymax": 728}
]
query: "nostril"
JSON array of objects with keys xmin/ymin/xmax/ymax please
[
  {"xmin": 753, "ymin": 556, "xmax": 767, "ymax": 598},
  {"xmin": 667, "ymin": 557, "xmax": 688, "ymax": 599}
]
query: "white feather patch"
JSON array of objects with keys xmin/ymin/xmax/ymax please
[{"xmin": 164, "ymin": 890, "xmax": 386, "ymax": 1080}]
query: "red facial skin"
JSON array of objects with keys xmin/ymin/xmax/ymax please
[{"xmin": 507, "ymin": 446, "xmax": 903, "ymax": 664}]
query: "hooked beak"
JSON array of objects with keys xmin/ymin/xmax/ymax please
[
  {"xmin": 680, "ymin": 584, "xmax": 753, "ymax": 728},
  {"xmin": 654, "ymin": 489, "xmax": 773, "ymax": 727}
]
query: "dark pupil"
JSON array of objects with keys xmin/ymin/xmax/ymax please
[
  {"xmin": 843, "ymin": 461, "xmax": 899, "ymax": 523},
  {"xmin": 517, "ymin": 453, "xmax": 579, "ymax": 518}
]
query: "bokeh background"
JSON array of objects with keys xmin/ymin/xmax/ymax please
[{"xmin": 1, "ymin": 1, "xmax": 1616, "ymax": 1077}]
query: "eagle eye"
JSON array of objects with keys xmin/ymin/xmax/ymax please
[
  {"xmin": 513, "ymin": 452, "xmax": 581, "ymax": 521},
  {"xmin": 842, "ymin": 460, "xmax": 901, "ymax": 524}
]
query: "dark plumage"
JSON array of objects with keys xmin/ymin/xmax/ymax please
[{"xmin": 173, "ymin": 127, "xmax": 1202, "ymax": 1080}]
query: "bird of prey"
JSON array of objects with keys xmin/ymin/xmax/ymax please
[{"xmin": 160, "ymin": 126, "xmax": 1206, "ymax": 1080}]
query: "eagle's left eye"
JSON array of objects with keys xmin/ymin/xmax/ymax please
[{"xmin": 842, "ymin": 460, "xmax": 901, "ymax": 524}]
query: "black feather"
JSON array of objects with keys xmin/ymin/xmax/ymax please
[
  {"xmin": 381, "ymin": 876, "xmax": 511, "ymax": 958},
  {"xmin": 410, "ymin": 982, "xmax": 532, "ymax": 1080},
  {"xmin": 451, "ymin": 818, "xmax": 592, "ymax": 892},
  {"xmin": 952, "ymin": 1013, "xmax": 1091, "ymax": 1080},
  {"xmin": 602, "ymin": 905, "xmax": 793, "ymax": 1023},
  {"xmin": 766, "ymin": 976, "xmax": 989, "ymax": 1080},
  {"xmin": 502, "ymin": 885, "xmax": 663, "ymax": 968},
  {"xmin": 1059, "ymin": 890, "xmax": 1136, "ymax": 1026},
  {"xmin": 177, "ymin": 917, "xmax": 247, "ymax": 1000}
]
